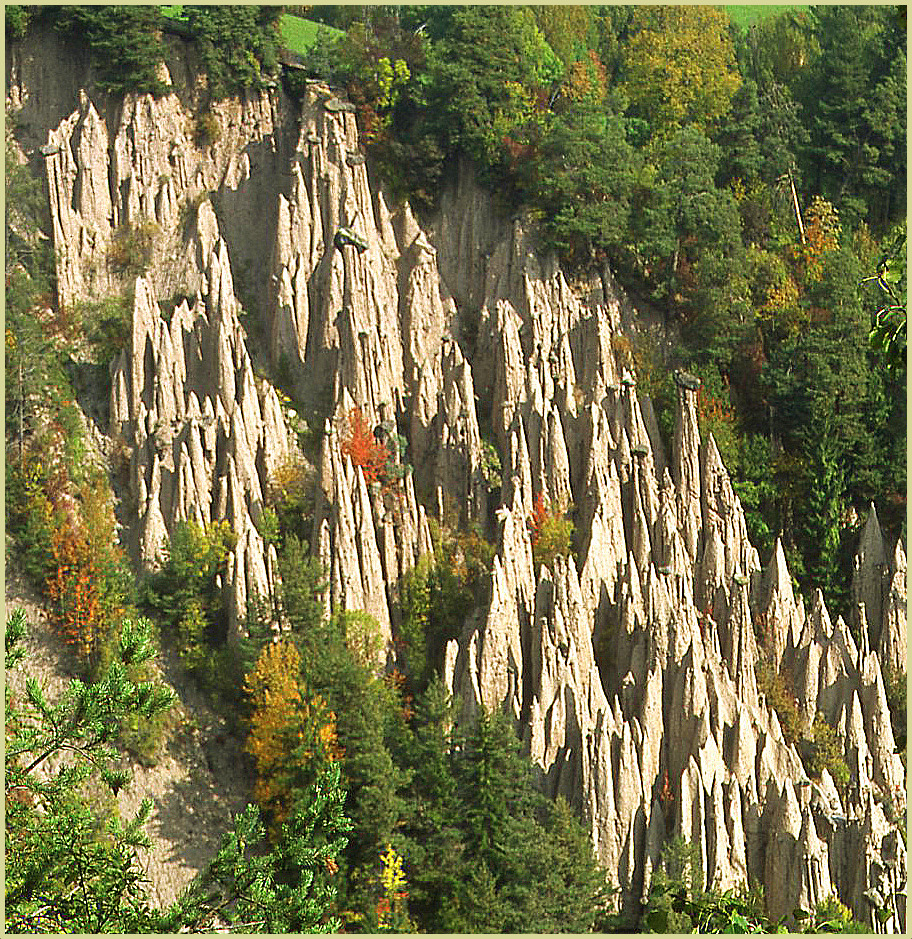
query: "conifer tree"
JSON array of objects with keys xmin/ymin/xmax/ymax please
[
  {"xmin": 409, "ymin": 706, "xmax": 610, "ymax": 932},
  {"xmin": 801, "ymin": 425, "xmax": 847, "ymax": 611},
  {"xmin": 164, "ymin": 763, "xmax": 352, "ymax": 933},
  {"xmin": 5, "ymin": 609, "xmax": 175, "ymax": 933},
  {"xmin": 397, "ymin": 679, "xmax": 465, "ymax": 926}
]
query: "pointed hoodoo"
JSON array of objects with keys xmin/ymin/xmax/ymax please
[
  {"xmin": 881, "ymin": 537, "xmax": 907, "ymax": 675},
  {"xmin": 852, "ymin": 503, "xmax": 888, "ymax": 653},
  {"xmin": 762, "ymin": 537, "xmax": 801, "ymax": 667},
  {"xmin": 671, "ymin": 369, "xmax": 702, "ymax": 564}
]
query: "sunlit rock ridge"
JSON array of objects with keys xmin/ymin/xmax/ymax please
[{"xmin": 7, "ymin": 31, "xmax": 906, "ymax": 930}]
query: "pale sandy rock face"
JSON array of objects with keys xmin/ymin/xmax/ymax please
[
  {"xmin": 108, "ymin": 265, "xmax": 287, "ymax": 642},
  {"xmin": 671, "ymin": 384, "xmax": 703, "ymax": 564},
  {"xmin": 762, "ymin": 537, "xmax": 806, "ymax": 668},
  {"xmin": 881, "ymin": 537, "xmax": 907, "ymax": 674},
  {"xmin": 853, "ymin": 504, "xmax": 888, "ymax": 638},
  {"xmin": 16, "ymin": 51, "xmax": 905, "ymax": 931},
  {"xmin": 852, "ymin": 506, "xmax": 907, "ymax": 677}
]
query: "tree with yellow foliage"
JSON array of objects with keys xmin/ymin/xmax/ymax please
[
  {"xmin": 375, "ymin": 842, "xmax": 413, "ymax": 931},
  {"xmin": 245, "ymin": 639, "xmax": 340, "ymax": 826},
  {"xmin": 620, "ymin": 6, "xmax": 740, "ymax": 143}
]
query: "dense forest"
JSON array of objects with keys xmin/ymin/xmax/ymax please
[{"xmin": 5, "ymin": 4, "xmax": 906, "ymax": 933}]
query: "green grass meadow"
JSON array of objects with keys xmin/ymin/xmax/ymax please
[
  {"xmin": 280, "ymin": 14, "xmax": 344, "ymax": 55},
  {"xmin": 159, "ymin": 6, "xmax": 343, "ymax": 56},
  {"xmin": 726, "ymin": 5, "xmax": 810, "ymax": 29}
]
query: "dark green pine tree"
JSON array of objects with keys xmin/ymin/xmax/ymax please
[
  {"xmin": 162, "ymin": 764, "xmax": 352, "ymax": 933},
  {"xmin": 635, "ymin": 125, "xmax": 744, "ymax": 317},
  {"xmin": 800, "ymin": 424, "xmax": 847, "ymax": 609},
  {"xmin": 297, "ymin": 610, "xmax": 410, "ymax": 923},
  {"xmin": 426, "ymin": 5, "xmax": 558, "ymax": 187},
  {"xmin": 5, "ymin": 609, "xmax": 176, "ymax": 933},
  {"xmin": 46, "ymin": 6, "xmax": 169, "ymax": 96},
  {"xmin": 800, "ymin": 5, "xmax": 906, "ymax": 228},
  {"xmin": 762, "ymin": 242, "xmax": 896, "ymax": 616},
  {"xmin": 714, "ymin": 78, "xmax": 764, "ymax": 187},
  {"xmin": 184, "ymin": 5, "xmax": 282, "ymax": 98},
  {"xmin": 800, "ymin": 248, "xmax": 879, "ymax": 505},
  {"xmin": 524, "ymin": 96, "xmax": 638, "ymax": 269},
  {"xmin": 755, "ymin": 80, "xmax": 809, "ymax": 187},
  {"xmin": 503, "ymin": 795, "xmax": 613, "ymax": 932},
  {"xmin": 396, "ymin": 679, "xmax": 467, "ymax": 928},
  {"xmin": 443, "ymin": 708, "xmax": 610, "ymax": 932}
]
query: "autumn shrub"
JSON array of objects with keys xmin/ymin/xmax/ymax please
[
  {"xmin": 141, "ymin": 519, "xmax": 236, "ymax": 674},
  {"xmin": 47, "ymin": 515, "xmax": 104, "ymax": 653},
  {"xmin": 341, "ymin": 405, "xmax": 389, "ymax": 484},
  {"xmin": 883, "ymin": 666, "xmax": 906, "ymax": 769},
  {"xmin": 7, "ymin": 457, "xmax": 133, "ymax": 659},
  {"xmin": 479, "ymin": 436, "xmax": 502, "ymax": 490},
  {"xmin": 194, "ymin": 110, "xmax": 221, "ymax": 148},
  {"xmin": 801, "ymin": 196, "xmax": 841, "ymax": 282},
  {"xmin": 756, "ymin": 655, "xmax": 803, "ymax": 746},
  {"xmin": 695, "ymin": 374, "xmax": 740, "ymax": 473},
  {"xmin": 266, "ymin": 457, "xmax": 315, "ymax": 546},
  {"xmin": 78, "ymin": 295, "xmax": 132, "ymax": 366},
  {"xmin": 398, "ymin": 518, "xmax": 495, "ymax": 694},
  {"xmin": 528, "ymin": 491, "xmax": 575, "ymax": 572},
  {"xmin": 6, "ymin": 458, "xmax": 56, "ymax": 589},
  {"xmin": 374, "ymin": 843, "xmax": 414, "ymax": 932}
]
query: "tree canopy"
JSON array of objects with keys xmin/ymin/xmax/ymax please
[{"xmin": 619, "ymin": 6, "xmax": 741, "ymax": 143}]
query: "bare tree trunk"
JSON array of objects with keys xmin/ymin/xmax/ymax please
[{"xmin": 788, "ymin": 167, "xmax": 805, "ymax": 245}]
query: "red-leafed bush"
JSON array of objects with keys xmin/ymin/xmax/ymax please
[
  {"xmin": 341, "ymin": 406, "xmax": 389, "ymax": 484},
  {"xmin": 528, "ymin": 491, "xmax": 575, "ymax": 571},
  {"xmin": 48, "ymin": 520, "xmax": 103, "ymax": 654}
]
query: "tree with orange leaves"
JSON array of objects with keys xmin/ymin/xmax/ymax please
[
  {"xmin": 245, "ymin": 639, "xmax": 341, "ymax": 827},
  {"xmin": 47, "ymin": 519, "xmax": 103, "ymax": 654},
  {"xmin": 800, "ymin": 196, "xmax": 841, "ymax": 283}
]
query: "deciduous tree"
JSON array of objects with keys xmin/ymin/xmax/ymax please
[
  {"xmin": 620, "ymin": 6, "xmax": 741, "ymax": 142},
  {"xmin": 245, "ymin": 639, "xmax": 340, "ymax": 825}
]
